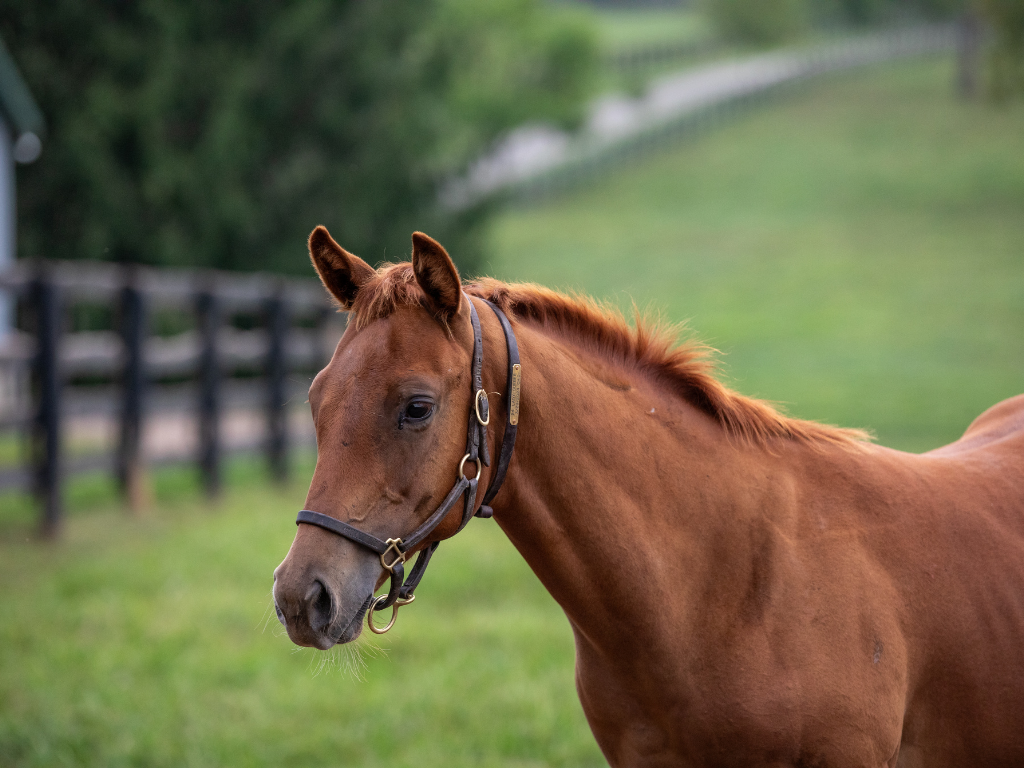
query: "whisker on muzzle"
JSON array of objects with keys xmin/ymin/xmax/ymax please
[
  {"xmin": 299, "ymin": 634, "xmax": 390, "ymax": 681},
  {"xmin": 257, "ymin": 591, "xmax": 277, "ymax": 634}
]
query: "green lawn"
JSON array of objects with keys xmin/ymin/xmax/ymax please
[
  {"xmin": 2, "ymin": 57, "xmax": 1023, "ymax": 768},
  {"xmin": 486, "ymin": 58, "xmax": 1024, "ymax": 453},
  {"xmin": 585, "ymin": 6, "xmax": 713, "ymax": 54},
  {"xmin": 0, "ymin": 459, "xmax": 600, "ymax": 767}
]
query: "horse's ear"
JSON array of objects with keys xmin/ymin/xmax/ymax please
[
  {"xmin": 308, "ymin": 226, "xmax": 375, "ymax": 309},
  {"xmin": 411, "ymin": 232, "xmax": 462, "ymax": 321}
]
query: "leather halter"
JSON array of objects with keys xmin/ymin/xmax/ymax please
[{"xmin": 295, "ymin": 294, "xmax": 521, "ymax": 635}]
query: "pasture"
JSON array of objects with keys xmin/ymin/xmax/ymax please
[
  {"xmin": 586, "ymin": 5, "xmax": 712, "ymax": 54},
  {"xmin": 487, "ymin": 58, "xmax": 1024, "ymax": 453},
  {"xmin": 2, "ymin": 57, "xmax": 1023, "ymax": 766},
  {"xmin": 0, "ymin": 458, "xmax": 595, "ymax": 767}
]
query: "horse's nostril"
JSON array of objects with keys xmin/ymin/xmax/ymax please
[
  {"xmin": 306, "ymin": 579, "xmax": 334, "ymax": 634},
  {"xmin": 275, "ymin": 600, "xmax": 287, "ymax": 627}
]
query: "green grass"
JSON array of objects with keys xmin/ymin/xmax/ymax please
[
  {"xmin": 3, "ymin": 57, "xmax": 1024, "ymax": 768},
  {"xmin": 486, "ymin": 58, "xmax": 1024, "ymax": 453},
  {"xmin": 0, "ymin": 463, "xmax": 601, "ymax": 767},
  {"xmin": 585, "ymin": 6, "xmax": 713, "ymax": 54},
  {"xmin": 0, "ymin": 434, "xmax": 25, "ymax": 473},
  {"xmin": 0, "ymin": 452, "xmax": 317, "ymax": 533}
]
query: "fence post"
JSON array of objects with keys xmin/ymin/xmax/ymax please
[
  {"xmin": 118, "ymin": 272, "xmax": 149, "ymax": 511},
  {"xmin": 32, "ymin": 271, "xmax": 62, "ymax": 537},
  {"xmin": 265, "ymin": 289, "xmax": 289, "ymax": 483},
  {"xmin": 196, "ymin": 290, "xmax": 221, "ymax": 497}
]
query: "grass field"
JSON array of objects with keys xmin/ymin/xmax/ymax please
[
  {"xmin": 585, "ymin": 5, "xmax": 713, "ymax": 54},
  {"xmin": 2, "ymin": 57, "xmax": 1023, "ymax": 767},
  {"xmin": 0, "ymin": 459, "xmax": 598, "ymax": 768},
  {"xmin": 487, "ymin": 58, "xmax": 1024, "ymax": 453}
]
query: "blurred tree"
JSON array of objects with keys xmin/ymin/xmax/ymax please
[
  {"xmin": 703, "ymin": 0, "xmax": 809, "ymax": 44},
  {"xmin": 830, "ymin": 0, "xmax": 890, "ymax": 25},
  {"xmin": 815, "ymin": 0, "xmax": 963, "ymax": 25},
  {"xmin": 0, "ymin": 0, "xmax": 596, "ymax": 275},
  {"xmin": 981, "ymin": 0, "xmax": 1024, "ymax": 97},
  {"xmin": 708, "ymin": 0, "xmax": 964, "ymax": 41}
]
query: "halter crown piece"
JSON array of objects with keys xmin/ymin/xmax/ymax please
[{"xmin": 295, "ymin": 294, "xmax": 521, "ymax": 634}]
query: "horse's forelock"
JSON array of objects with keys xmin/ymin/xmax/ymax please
[{"xmin": 348, "ymin": 262, "xmax": 426, "ymax": 330}]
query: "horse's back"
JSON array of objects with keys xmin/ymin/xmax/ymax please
[
  {"xmin": 917, "ymin": 392, "xmax": 1024, "ymax": 545},
  {"xmin": 925, "ymin": 393, "xmax": 1024, "ymax": 459}
]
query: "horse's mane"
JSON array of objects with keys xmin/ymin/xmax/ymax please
[{"xmin": 349, "ymin": 263, "xmax": 870, "ymax": 450}]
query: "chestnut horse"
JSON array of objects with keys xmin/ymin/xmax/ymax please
[{"xmin": 273, "ymin": 227, "xmax": 1024, "ymax": 768}]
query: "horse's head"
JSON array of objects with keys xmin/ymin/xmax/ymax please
[{"xmin": 273, "ymin": 226, "xmax": 479, "ymax": 649}]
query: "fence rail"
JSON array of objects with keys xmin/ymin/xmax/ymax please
[
  {"xmin": 604, "ymin": 38, "xmax": 715, "ymax": 74},
  {"xmin": 0, "ymin": 259, "xmax": 342, "ymax": 536},
  {"xmin": 0, "ymin": 258, "xmax": 330, "ymax": 306}
]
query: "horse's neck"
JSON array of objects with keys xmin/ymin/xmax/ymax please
[{"xmin": 485, "ymin": 322, "xmax": 791, "ymax": 656}]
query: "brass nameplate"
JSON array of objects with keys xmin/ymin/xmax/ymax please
[{"xmin": 509, "ymin": 364, "xmax": 522, "ymax": 425}]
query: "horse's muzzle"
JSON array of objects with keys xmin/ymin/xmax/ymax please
[{"xmin": 272, "ymin": 567, "xmax": 367, "ymax": 649}]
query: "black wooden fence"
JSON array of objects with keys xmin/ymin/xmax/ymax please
[{"xmin": 0, "ymin": 260, "xmax": 342, "ymax": 537}]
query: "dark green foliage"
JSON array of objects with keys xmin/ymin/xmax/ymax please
[
  {"xmin": 817, "ymin": 0, "xmax": 963, "ymax": 26},
  {"xmin": 1, "ymin": 0, "xmax": 595, "ymax": 276},
  {"xmin": 706, "ymin": 0, "xmax": 964, "ymax": 42},
  {"xmin": 827, "ymin": 0, "xmax": 891, "ymax": 25},
  {"xmin": 983, "ymin": 0, "xmax": 1024, "ymax": 97},
  {"xmin": 703, "ymin": 0, "xmax": 809, "ymax": 44}
]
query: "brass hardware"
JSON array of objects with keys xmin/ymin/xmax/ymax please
[
  {"xmin": 366, "ymin": 593, "xmax": 415, "ymax": 634},
  {"xmin": 380, "ymin": 538, "xmax": 406, "ymax": 572},
  {"xmin": 509, "ymin": 364, "xmax": 522, "ymax": 426},
  {"xmin": 458, "ymin": 452, "xmax": 482, "ymax": 482},
  {"xmin": 475, "ymin": 389, "xmax": 490, "ymax": 426},
  {"xmin": 367, "ymin": 595, "xmax": 399, "ymax": 634}
]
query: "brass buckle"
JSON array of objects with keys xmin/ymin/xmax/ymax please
[
  {"xmin": 458, "ymin": 452, "xmax": 482, "ymax": 482},
  {"xmin": 474, "ymin": 389, "xmax": 490, "ymax": 426},
  {"xmin": 380, "ymin": 538, "xmax": 405, "ymax": 572}
]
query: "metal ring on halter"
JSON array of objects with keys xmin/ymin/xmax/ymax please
[
  {"xmin": 458, "ymin": 452, "xmax": 483, "ymax": 482},
  {"xmin": 367, "ymin": 594, "xmax": 399, "ymax": 634},
  {"xmin": 474, "ymin": 389, "xmax": 490, "ymax": 426}
]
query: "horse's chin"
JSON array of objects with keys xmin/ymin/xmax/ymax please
[
  {"xmin": 331, "ymin": 621, "xmax": 363, "ymax": 645},
  {"xmin": 328, "ymin": 594, "xmax": 371, "ymax": 646}
]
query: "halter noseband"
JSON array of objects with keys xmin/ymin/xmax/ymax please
[{"xmin": 295, "ymin": 295, "xmax": 521, "ymax": 635}]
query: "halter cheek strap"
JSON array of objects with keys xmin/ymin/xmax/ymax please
[
  {"xmin": 295, "ymin": 294, "xmax": 520, "ymax": 635},
  {"xmin": 478, "ymin": 298, "xmax": 520, "ymax": 518}
]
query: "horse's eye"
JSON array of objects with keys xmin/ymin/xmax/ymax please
[{"xmin": 404, "ymin": 400, "xmax": 434, "ymax": 422}]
